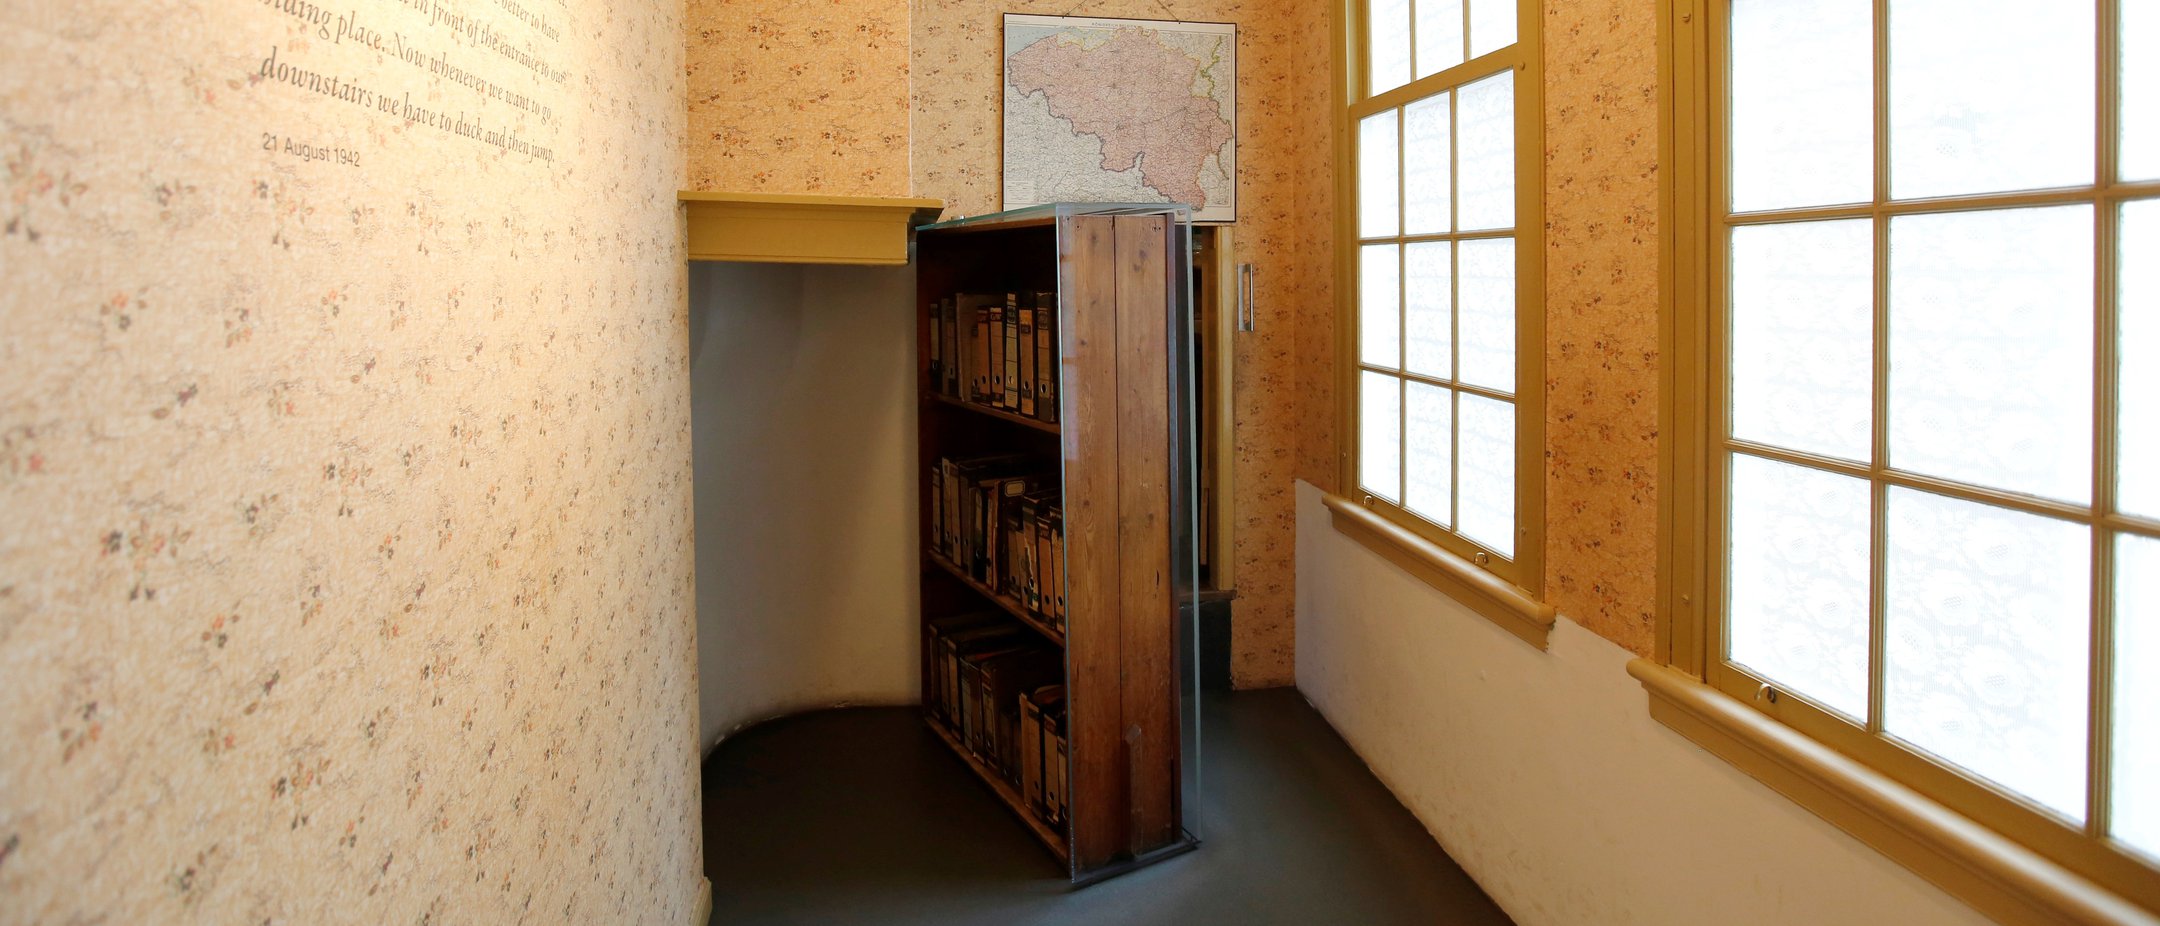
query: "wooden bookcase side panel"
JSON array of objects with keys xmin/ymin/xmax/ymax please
[
  {"xmin": 1112, "ymin": 215, "xmax": 1180, "ymax": 855},
  {"xmin": 1057, "ymin": 214, "xmax": 1129, "ymax": 874}
]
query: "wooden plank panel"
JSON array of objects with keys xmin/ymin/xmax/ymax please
[
  {"xmin": 1112, "ymin": 216, "xmax": 1179, "ymax": 854},
  {"xmin": 1058, "ymin": 214, "xmax": 1128, "ymax": 873}
]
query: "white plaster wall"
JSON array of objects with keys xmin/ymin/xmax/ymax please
[
  {"xmin": 689, "ymin": 261, "xmax": 921, "ymax": 750},
  {"xmin": 1292, "ymin": 481, "xmax": 1995, "ymax": 926}
]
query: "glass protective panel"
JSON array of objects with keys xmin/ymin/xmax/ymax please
[
  {"xmin": 1456, "ymin": 237, "xmax": 1515, "ymax": 393},
  {"xmin": 1889, "ymin": 206, "xmax": 2092, "ymax": 503},
  {"xmin": 1731, "ymin": 219, "xmax": 1873, "ymax": 461},
  {"xmin": 2123, "ymin": 199, "xmax": 2158, "ymax": 519},
  {"xmin": 1361, "ymin": 244, "xmax": 1402, "ymax": 368},
  {"xmin": 1404, "ymin": 93, "xmax": 1454, "ymax": 235},
  {"xmin": 1890, "ymin": 0, "xmax": 2094, "ymax": 199},
  {"xmin": 1456, "ymin": 70, "xmax": 1515, "ymax": 232},
  {"xmin": 1468, "ymin": 0, "xmax": 1516, "ymax": 60},
  {"xmin": 1404, "ymin": 382, "xmax": 1455, "ymax": 524},
  {"xmin": 1370, "ymin": 0, "xmax": 1413, "ymax": 95},
  {"xmin": 1359, "ymin": 111, "xmax": 1400, "ymax": 238},
  {"xmin": 1416, "ymin": 0, "xmax": 1466, "ymax": 79},
  {"xmin": 1728, "ymin": 454, "xmax": 1873, "ymax": 721},
  {"xmin": 2115, "ymin": 533, "xmax": 2160, "ymax": 857},
  {"xmin": 2125, "ymin": 0, "xmax": 2158, "ymax": 181},
  {"xmin": 1457, "ymin": 393, "xmax": 1514, "ymax": 557},
  {"xmin": 1884, "ymin": 488, "xmax": 2091, "ymax": 822},
  {"xmin": 1729, "ymin": 0, "xmax": 1873, "ymax": 211},
  {"xmin": 1361, "ymin": 371, "xmax": 1403, "ymax": 502},
  {"xmin": 1405, "ymin": 241, "xmax": 1453, "ymax": 378}
]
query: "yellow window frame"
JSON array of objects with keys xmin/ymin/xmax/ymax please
[
  {"xmin": 1331, "ymin": 0, "xmax": 1551, "ymax": 644},
  {"xmin": 1652, "ymin": 1, "xmax": 2160, "ymax": 922}
]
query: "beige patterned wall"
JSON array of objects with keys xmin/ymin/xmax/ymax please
[
  {"xmin": 677, "ymin": 0, "xmax": 1663, "ymax": 674},
  {"xmin": 0, "ymin": 1, "xmax": 703, "ymax": 922},
  {"xmin": 1540, "ymin": 0, "xmax": 1662, "ymax": 655},
  {"xmin": 687, "ymin": 0, "xmax": 912, "ymax": 195}
]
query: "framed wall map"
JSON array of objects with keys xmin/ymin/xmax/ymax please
[{"xmin": 1002, "ymin": 14, "xmax": 1237, "ymax": 223}]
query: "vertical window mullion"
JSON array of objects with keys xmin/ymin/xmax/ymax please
[
  {"xmin": 1398, "ymin": 106, "xmax": 1410, "ymax": 512},
  {"xmin": 1407, "ymin": 0, "xmax": 1418, "ymax": 83},
  {"xmin": 1461, "ymin": 0, "xmax": 1471, "ymax": 67},
  {"xmin": 2089, "ymin": 0, "xmax": 2122, "ymax": 841},
  {"xmin": 1451, "ymin": 81, "xmax": 1463, "ymax": 530},
  {"xmin": 1866, "ymin": 0, "xmax": 1892, "ymax": 736}
]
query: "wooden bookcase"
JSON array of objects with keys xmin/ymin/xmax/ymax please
[{"xmin": 914, "ymin": 205, "xmax": 1199, "ymax": 883}]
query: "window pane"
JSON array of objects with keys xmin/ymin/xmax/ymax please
[
  {"xmin": 1361, "ymin": 371, "xmax": 1403, "ymax": 502},
  {"xmin": 1416, "ymin": 0, "xmax": 1465, "ymax": 79},
  {"xmin": 1729, "ymin": 0, "xmax": 1872, "ymax": 211},
  {"xmin": 1361, "ymin": 244, "xmax": 1402, "ymax": 368},
  {"xmin": 2125, "ymin": 0, "xmax": 2159, "ymax": 182},
  {"xmin": 1456, "ymin": 70, "xmax": 1515, "ymax": 232},
  {"xmin": 1731, "ymin": 219, "xmax": 1873, "ymax": 461},
  {"xmin": 1884, "ymin": 488, "xmax": 2090, "ymax": 822},
  {"xmin": 2123, "ymin": 199, "xmax": 2158, "ymax": 520},
  {"xmin": 1404, "ymin": 93, "xmax": 1454, "ymax": 235},
  {"xmin": 1359, "ymin": 110, "xmax": 1400, "ymax": 238},
  {"xmin": 1468, "ymin": 0, "xmax": 1516, "ymax": 59},
  {"xmin": 1405, "ymin": 241, "xmax": 1453, "ymax": 378},
  {"xmin": 2114, "ymin": 533, "xmax": 2160, "ymax": 857},
  {"xmin": 1370, "ymin": 0, "xmax": 1412, "ymax": 95},
  {"xmin": 1728, "ymin": 454, "xmax": 1872, "ymax": 721},
  {"xmin": 1890, "ymin": 0, "xmax": 2094, "ymax": 199},
  {"xmin": 1404, "ymin": 382, "xmax": 1454, "ymax": 524},
  {"xmin": 1889, "ymin": 206, "xmax": 2093, "ymax": 503},
  {"xmin": 1457, "ymin": 237, "xmax": 1515, "ymax": 393},
  {"xmin": 1458, "ymin": 393, "xmax": 1514, "ymax": 557}
]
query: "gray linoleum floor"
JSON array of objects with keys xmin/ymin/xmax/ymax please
[{"xmin": 701, "ymin": 688, "xmax": 1514, "ymax": 926}]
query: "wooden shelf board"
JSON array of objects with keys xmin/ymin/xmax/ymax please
[
  {"xmin": 927, "ymin": 553, "xmax": 1066, "ymax": 647},
  {"xmin": 680, "ymin": 190, "xmax": 944, "ymax": 266},
  {"xmin": 926, "ymin": 393, "xmax": 1060, "ymax": 435},
  {"xmin": 924, "ymin": 716, "xmax": 1071, "ymax": 866}
]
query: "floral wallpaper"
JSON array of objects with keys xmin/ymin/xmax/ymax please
[
  {"xmin": 0, "ymin": 1, "xmax": 703, "ymax": 922},
  {"xmin": 1541, "ymin": 0, "xmax": 1662, "ymax": 655},
  {"xmin": 687, "ymin": 0, "xmax": 913, "ymax": 195},
  {"xmin": 676, "ymin": 0, "xmax": 1664, "ymax": 674}
]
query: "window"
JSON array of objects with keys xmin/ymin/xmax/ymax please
[
  {"xmin": 1673, "ymin": 0, "xmax": 2160, "ymax": 913},
  {"xmin": 1342, "ymin": 0, "xmax": 1543, "ymax": 599}
]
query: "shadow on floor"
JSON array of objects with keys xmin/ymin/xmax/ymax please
[{"xmin": 703, "ymin": 688, "xmax": 1513, "ymax": 926}]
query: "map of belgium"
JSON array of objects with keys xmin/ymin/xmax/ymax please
[{"xmin": 1003, "ymin": 16, "xmax": 1237, "ymax": 222}]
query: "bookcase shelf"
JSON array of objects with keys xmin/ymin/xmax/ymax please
[
  {"xmin": 915, "ymin": 204, "xmax": 1199, "ymax": 885},
  {"xmin": 925, "ymin": 718, "xmax": 1072, "ymax": 864},
  {"xmin": 926, "ymin": 552, "xmax": 1065, "ymax": 647},
  {"xmin": 926, "ymin": 392, "xmax": 1060, "ymax": 435}
]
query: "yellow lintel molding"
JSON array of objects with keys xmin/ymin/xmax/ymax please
[
  {"xmin": 679, "ymin": 191, "xmax": 945, "ymax": 266},
  {"xmin": 1322, "ymin": 492, "xmax": 1555, "ymax": 649},
  {"xmin": 1628, "ymin": 659, "xmax": 2160, "ymax": 926}
]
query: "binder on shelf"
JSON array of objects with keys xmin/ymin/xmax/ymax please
[
  {"xmin": 929, "ymin": 297, "xmax": 943, "ymax": 394},
  {"xmin": 923, "ymin": 612, "xmax": 1002, "ymax": 725},
  {"xmin": 959, "ymin": 293, "xmax": 998, "ymax": 404},
  {"xmin": 1033, "ymin": 291, "xmax": 1058, "ymax": 423},
  {"xmin": 1018, "ymin": 296, "xmax": 1037, "ymax": 418},
  {"xmin": 1004, "ymin": 293, "xmax": 1023, "ymax": 410}
]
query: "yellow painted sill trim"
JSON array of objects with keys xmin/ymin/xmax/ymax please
[
  {"xmin": 680, "ymin": 191, "xmax": 945, "ymax": 266},
  {"xmin": 1629, "ymin": 660, "xmax": 2160, "ymax": 926},
  {"xmin": 1322, "ymin": 492, "xmax": 1555, "ymax": 649}
]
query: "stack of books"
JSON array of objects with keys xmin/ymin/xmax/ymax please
[
  {"xmin": 928, "ymin": 454, "xmax": 1067, "ymax": 633},
  {"xmin": 923, "ymin": 614, "xmax": 1070, "ymax": 830},
  {"xmin": 927, "ymin": 291, "xmax": 1061, "ymax": 424}
]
